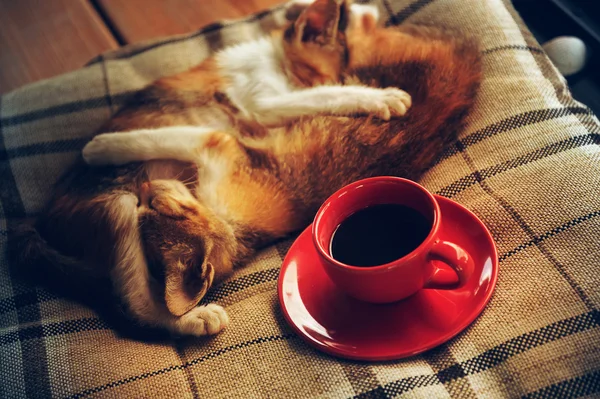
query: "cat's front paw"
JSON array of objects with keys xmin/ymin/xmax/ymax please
[
  {"xmin": 372, "ymin": 88, "xmax": 412, "ymax": 120},
  {"xmin": 82, "ymin": 133, "xmax": 136, "ymax": 166},
  {"xmin": 173, "ymin": 304, "xmax": 230, "ymax": 336}
]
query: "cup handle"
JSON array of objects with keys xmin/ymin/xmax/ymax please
[{"xmin": 423, "ymin": 240, "xmax": 474, "ymax": 290}]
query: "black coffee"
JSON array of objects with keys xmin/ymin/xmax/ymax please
[{"xmin": 330, "ymin": 204, "xmax": 431, "ymax": 267}]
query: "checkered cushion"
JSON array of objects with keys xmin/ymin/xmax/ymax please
[{"xmin": 2, "ymin": 0, "xmax": 599, "ymax": 398}]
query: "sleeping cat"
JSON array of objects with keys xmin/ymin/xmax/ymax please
[{"xmin": 15, "ymin": 0, "xmax": 481, "ymax": 337}]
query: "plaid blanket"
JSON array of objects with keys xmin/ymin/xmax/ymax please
[{"xmin": 1, "ymin": 0, "xmax": 599, "ymax": 398}]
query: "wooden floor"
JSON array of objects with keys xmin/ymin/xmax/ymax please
[{"xmin": 0, "ymin": 0, "xmax": 285, "ymax": 95}]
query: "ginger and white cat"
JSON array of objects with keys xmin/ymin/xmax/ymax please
[{"xmin": 15, "ymin": 0, "xmax": 481, "ymax": 338}]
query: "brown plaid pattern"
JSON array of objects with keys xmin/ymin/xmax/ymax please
[{"xmin": 1, "ymin": 0, "xmax": 599, "ymax": 398}]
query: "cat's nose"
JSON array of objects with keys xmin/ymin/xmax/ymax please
[{"xmin": 139, "ymin": 182, "xmax": 152, "ymax": 207}]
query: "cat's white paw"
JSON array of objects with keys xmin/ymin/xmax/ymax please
[
  {"xmin": 174, "ymin": 304, "xmax": 230, "ymax": 336},
  {"xmin": 371, "ymin": 88, "xmax": 412, "ymax": 120},
  {"xmin": 83, "ymin": 133, "xmax": 136, "ymax": 166},
  {"xmin": 350, "ymin": 4, "xmax": 380, "ymax": 25}
]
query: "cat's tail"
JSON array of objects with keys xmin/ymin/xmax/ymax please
[
  {"xmin": 392, "ymin": 25, "xmax": 481, "ymax": 132},
  {"xmin": 9, "ymin": 201, "xmax": 169, "ymax": 326},
  {"xmin": 382, "ymin": 25, "xmax": 483, "ymax": 176},
  {"xmin": 10, "ymin": 221, "xmax": 171, "ymax": 337},
  {"xmin": 9, "ymin": 223, "xmax": 95, "ymax": 291}
]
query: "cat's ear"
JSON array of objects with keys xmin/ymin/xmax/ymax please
[
  {"xmin": 164, "ymin": 254, "xmax": 214, "ymax": 317},
  {"xmin": 290, "ymin": 0, "xmax": 349, "ymax": 45}
]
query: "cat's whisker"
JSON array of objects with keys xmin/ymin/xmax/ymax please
[
  {"xmin": 180, "ymin": 176, "xmax": 198, "ymax": 186},
  {"xmin": 173, "ymin": 169, "xmax": 187, "ymax": 180}
]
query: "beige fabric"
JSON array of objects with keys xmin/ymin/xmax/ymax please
[{"xmin": 1, "ymin": 0, "xmax": 599, "ymax": 398}]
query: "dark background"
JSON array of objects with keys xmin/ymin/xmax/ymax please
[{"xmin": 514, "ymin": 0, "xmax": 600, "ymax": 116}]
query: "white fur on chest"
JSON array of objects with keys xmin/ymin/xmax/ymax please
[{"xmin": 216, "ymin": 37, "xmax": 293, "ymax": 119}]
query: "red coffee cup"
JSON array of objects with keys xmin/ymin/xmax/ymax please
[{"xmin": 312, "ymin": 176, "xmax": 474, "ymax": 303}]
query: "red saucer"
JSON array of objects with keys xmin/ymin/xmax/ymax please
[{"xmin": 278, "ymin": 195, "xmax": 498, "ymax": 361}]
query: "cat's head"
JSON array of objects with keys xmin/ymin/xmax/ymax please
[
  {"xmin": 26, "ymin": 171, "xmax": 236, "ymax": 328},
  {"xmin": 135, "ymin": 179, "xmax": 235, "ymax": 317},
  {"xmin": 282, "ymin": 0, "xmax": 351, "ymax": 86},
  {"xmin": 281, "ymin": 0, "xmax": 381, "ymax": 86}
]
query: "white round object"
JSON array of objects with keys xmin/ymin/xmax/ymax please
[{"xmin": 542, "ymin": 36, "xmax": 587, "ymax": 76}]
